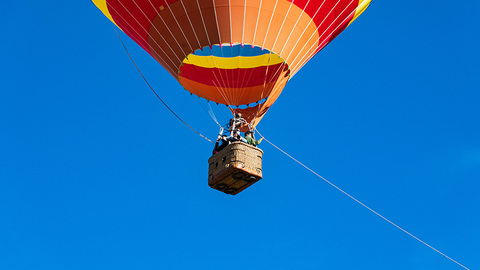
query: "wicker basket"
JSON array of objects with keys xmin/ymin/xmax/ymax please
[{"xmin": 208, "ymin": 141, "xmax": 263, "ymax": 195}]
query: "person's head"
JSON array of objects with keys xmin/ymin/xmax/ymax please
[
  {"xmin": 235, "ymin": 113, "xmax": 242, "ymax": 118},
  {"xmin": 245, "ymin": 131, "xmax": 252, "ymax": 137}
]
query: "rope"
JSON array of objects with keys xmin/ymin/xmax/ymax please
[
  {"xmin": 113, "ymin": 27, "xmax": 213, "ymax": 144},
  {"xmin": 192, "ymin": 96, "xmax": 222, "ymax": 129},
  {"xmin": 109, "ymin": 4, "xmax": 467, "ymax": 268},
  {"xmin": 110, "ymin": 0, "xmax": 230, "ymax": 134},
  {"xmin": 255, "ymin": 129, "xmax": 470, "ymax": 270},
  {"xmin": 107, "ymin": 1, "xmax": 178, "ymax": 76}
]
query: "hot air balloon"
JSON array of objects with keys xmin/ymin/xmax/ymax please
[{"xmin": 93, "ymin": 0, "xmax": 371, "ymax": 194}]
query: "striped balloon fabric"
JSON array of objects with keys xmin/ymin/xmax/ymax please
[
  {"xmin": 179, "ymin": 44, "xmax": 288, "ymax": 107},
  {"xmin": 93, "ymin": 0, "xmax": 370, "ymax": 126}
]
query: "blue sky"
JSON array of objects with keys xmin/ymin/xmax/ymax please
[{"xmin": 1, "ymin": 1, "xmax": 479, "ymax": 269}]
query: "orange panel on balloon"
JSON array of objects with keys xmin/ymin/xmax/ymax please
[
  {"xmin": 93, "ymin": 0, "xmax": 371, "ymax": 127},
  {"xmin": 178, "ymin": 44, "xmax": 289, "ymax": 106}
]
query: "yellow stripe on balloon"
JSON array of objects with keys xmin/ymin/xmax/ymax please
[
  {"xmin": 348, "ymin": 0, "xmax": 371, "ymax": 26},
  {"xmin": 183, "ymin": 54, "xmax": 285, "ymax": 69},
  {"xmin": 92, "ymin": 0, "xmax": 121, "ymax": 29}
]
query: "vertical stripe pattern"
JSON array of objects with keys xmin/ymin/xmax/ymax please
[{"xmin": 93, "ymin": 0, "xmax": 371, "ymax": 127}]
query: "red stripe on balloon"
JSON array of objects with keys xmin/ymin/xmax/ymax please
[{"xmin": 178, "ymin": 63, "xmax": 286, "ymax": 88}]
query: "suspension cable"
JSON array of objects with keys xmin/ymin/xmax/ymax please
[
  {"xmin": 192, "ymin": 96, "xmax": 223, "ymax": 128},
  {"xmin": 255, "ymin": 129, "xmax": 470, "ymax": 270},
  {"xmin": 113, "ymin": 27, "xmax": 213, "ymax": 144}
]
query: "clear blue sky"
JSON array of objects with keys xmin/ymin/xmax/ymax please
[{"xmin": 1, "ymin": 1, "xmax": 479, "ymax": 270}]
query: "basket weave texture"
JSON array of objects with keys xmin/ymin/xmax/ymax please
[{"xmin": 208, "ymin": 141, "xmax": 263, "ymax": 195}]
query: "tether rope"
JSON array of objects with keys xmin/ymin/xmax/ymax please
[
  {"xmin": 113, "ymin": 27, "xmax": 213, "ymax": 144},
  {"xmin": 110, "ymin": 6, "xmax": 467, "ymax": 267},
  {"xmin": 255, "ymin": 129, "xmax": 470, "ymax": 270}
]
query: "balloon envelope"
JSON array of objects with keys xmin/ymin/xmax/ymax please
[{"xmin": 93, "ymin": 0, "xmax": 370, "ymax": 126}]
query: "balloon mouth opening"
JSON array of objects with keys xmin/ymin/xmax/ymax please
[{"xmin": 227, "ymin": 97, "xmax": 268, "ymax": 109}]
